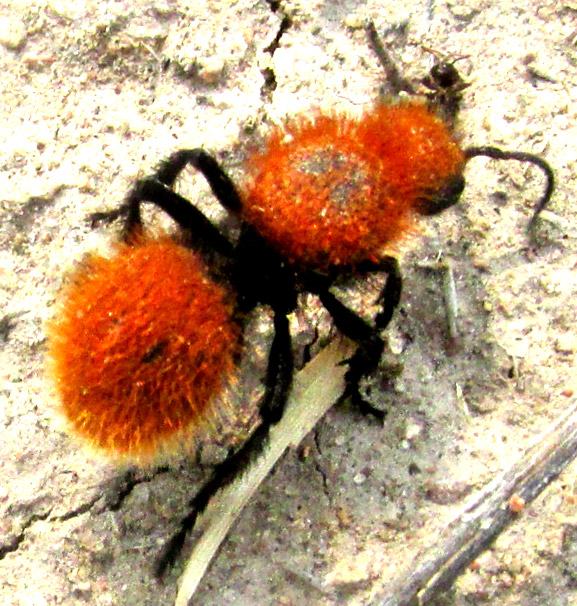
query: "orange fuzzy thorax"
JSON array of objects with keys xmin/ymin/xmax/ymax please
[
  {"xmin": 242, "ymin": 101, "xmax": 464, "ymax": 270},
  {"xmin": 47, "ymin": 236, "xmax": 240, "ymax": 463}
]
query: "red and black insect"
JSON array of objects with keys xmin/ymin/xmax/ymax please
[{"xmin": 47, "ymin": 25, "xmax": 554, "ymax": 576}]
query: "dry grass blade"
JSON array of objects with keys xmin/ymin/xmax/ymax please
[{"xmin": 175, "ymin": 337, "xmax": 356, "ymax": 606}]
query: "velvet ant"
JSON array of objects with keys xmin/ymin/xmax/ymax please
[{"xmin": 46, "ymin": 23, "xmax": 554, "ymax": 577}]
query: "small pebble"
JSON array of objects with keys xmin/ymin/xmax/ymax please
[{"xmin": 0, "ymin": 16, "xmax": 27, "ymax": 50}]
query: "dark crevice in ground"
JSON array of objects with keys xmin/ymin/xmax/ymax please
[
  {"xmin": 313, "ymin": 428, "xmax": 331, "ymax": 497},
  {"xmin": 260, "ymin": 1, "xmax": 293, "ymax": 102},
  {"xmin": 0, "ymin": 468, "xmax": 171, "ymax": 562},
  {"xmin": 263, "ymin": 14, "xmax": 292, "ymax": 55},
  {"xmin": 0, "ymin": 507, "xmax": 53, "ymax": 561}
]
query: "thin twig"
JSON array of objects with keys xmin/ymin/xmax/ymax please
[{"xmin": 371, "ymin": 399, "xmax": 577, "ymax": 606}]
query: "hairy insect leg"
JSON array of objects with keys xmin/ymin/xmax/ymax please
[
  {"xmin": 311, "ymin": 258, "xmax": 402, "ymax": 420},
  {"xmin": 154, "ymin": 148, "xmax": 243, "ymax": 213},
  {"xmin": 122, "ymin": 178, "xmax": 234, "ymax": 256},
  {"xmin": 155, "ymin": 305, "xmax": 294, "ymax": 578},
  {"xmin": 90, "ymin": 148, "xmax": 243, "ymax": 253}
]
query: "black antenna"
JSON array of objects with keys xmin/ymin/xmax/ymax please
[{"xmin": 465, "ymin": 146, "xmax": 555, "ymax": 231}]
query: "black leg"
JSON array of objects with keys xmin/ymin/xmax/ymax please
[
  {"xmin": 90, "ymin": 148, "xmax": 243, "ymax": 246},
  {"xmin": 89, "ymin": 181, "xmax": 234, "ymax": 258},
  {"xmin": 373, "ymin": 256, "xmax": 402, "ymax": 330},
  {"xmin": 317, "ymin": 288, "xmax": 386, "ymax": 418},
  {"xmin": 154, "ymin": 149, "xmax": 243, "ymax": 213},
  {"xmin": 155, "ymin": 304, "xmax": 295, "ymax": 578},
  {"xmin": 122, "ymin": 178, "xmax": 234, "ymax": 257},
  {"xmin": 309, "ymin": 258, "xmax": 402, "ymax": 419},
  {"xmin": 260, "ymin": 308, "xmax": 294, "ymax": 423}
]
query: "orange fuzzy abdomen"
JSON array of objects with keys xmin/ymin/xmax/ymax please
[
  {"xmin": 242, "ymin": 101, "xmax": 465, "ymax": 270},
  {"xmin": 47, "ymin": 236, "xmax": 240, "ymax": 462}
]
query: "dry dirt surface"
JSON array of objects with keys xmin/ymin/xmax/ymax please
[{"xmin": 1, "ymin": 1, "xmax": 577, "ymax": 606}]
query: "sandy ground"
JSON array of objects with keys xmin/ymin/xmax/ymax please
[{"xmin": 1, "ymin": 1, "xmax": 577, "ymax": 605}]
